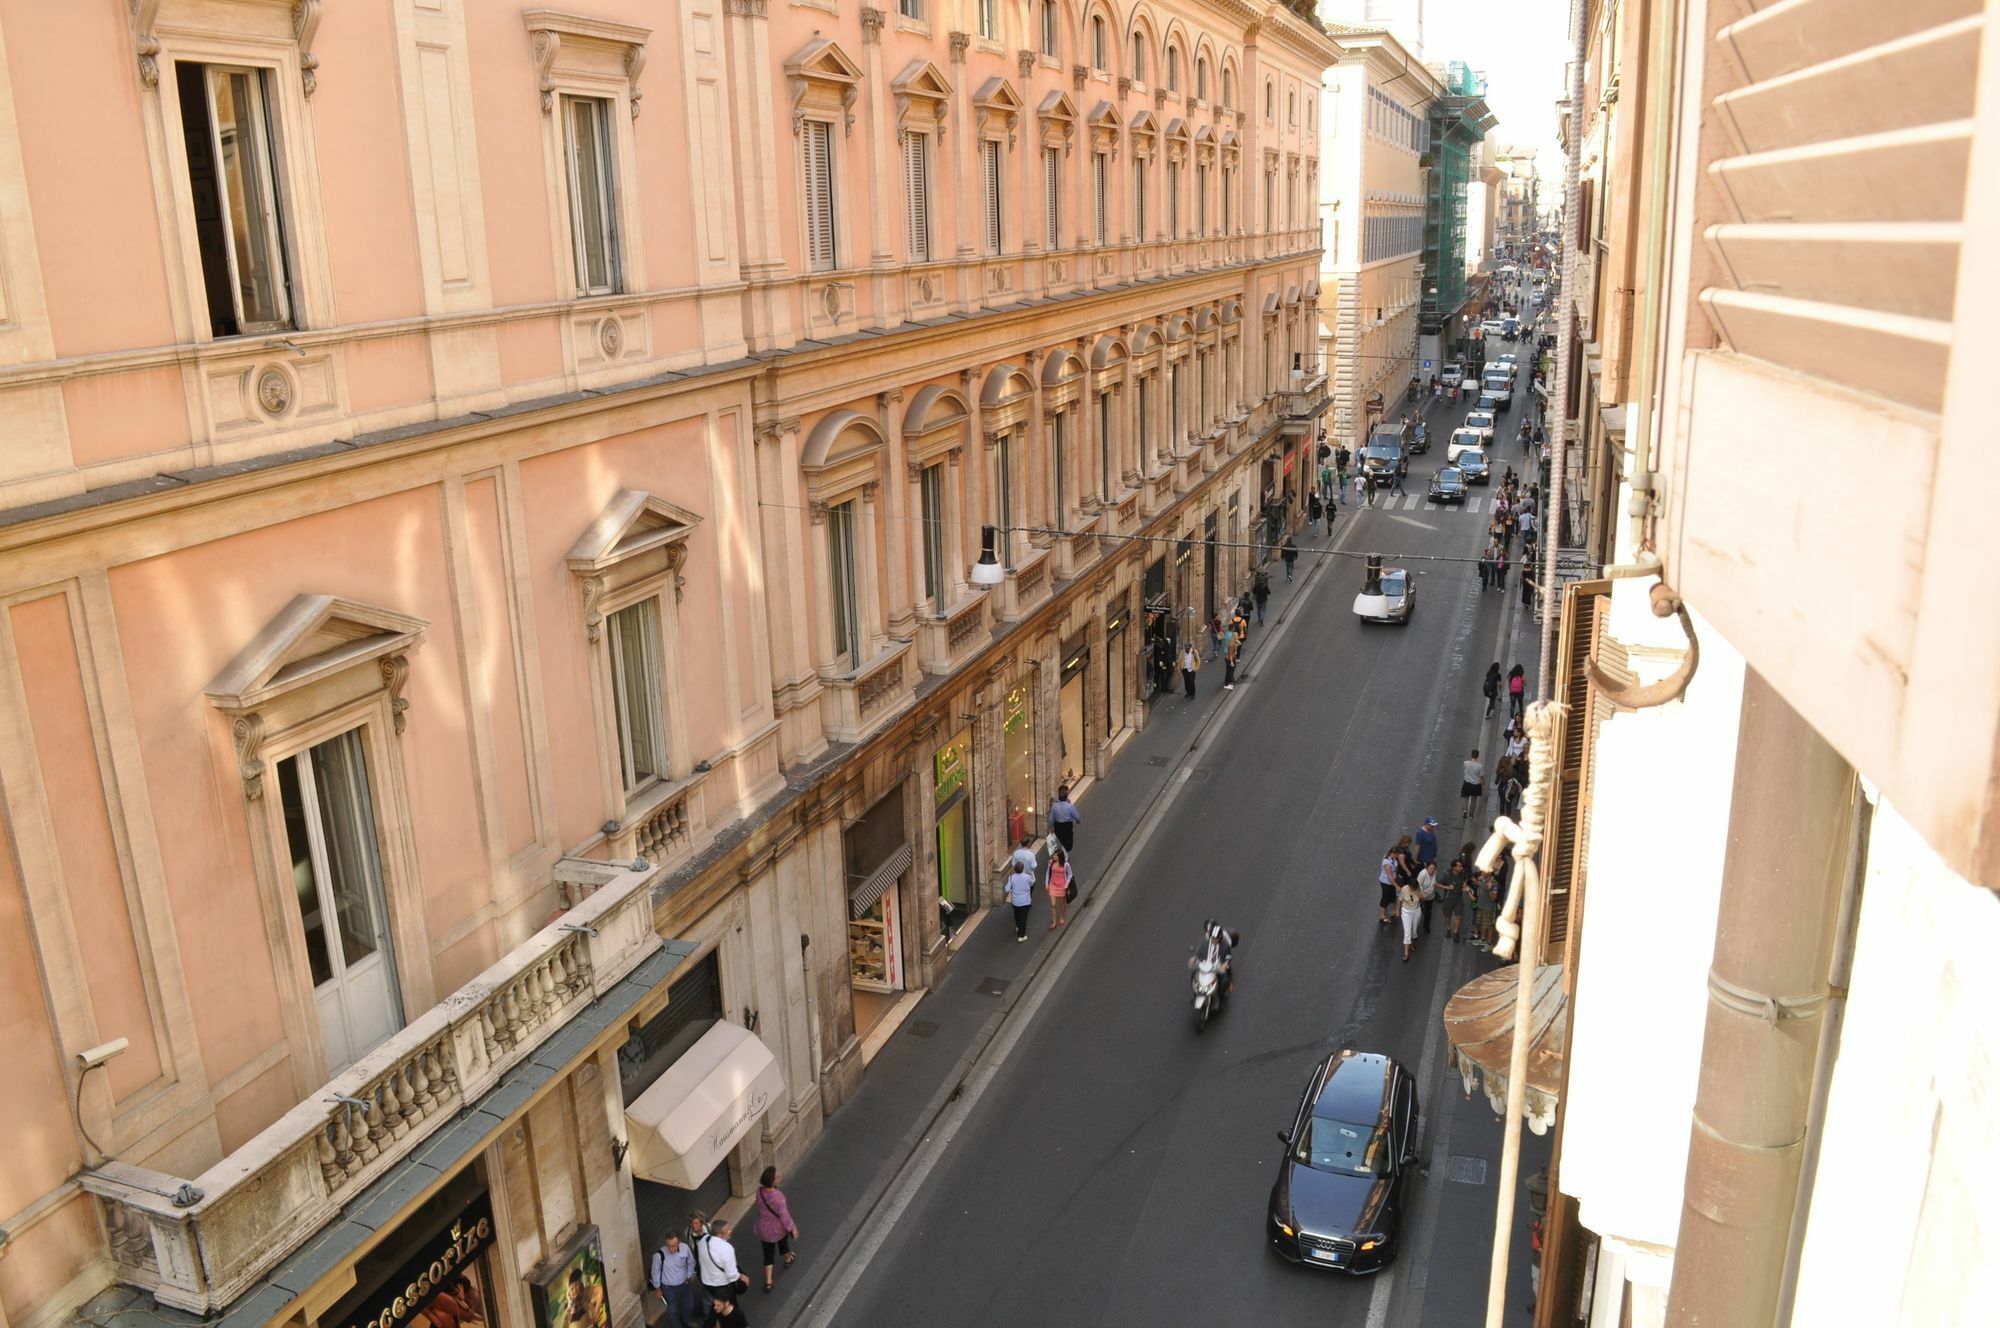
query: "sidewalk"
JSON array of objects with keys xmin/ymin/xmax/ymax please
[{"xmin": 683, "ymin": 516, "xmax": 1344, "ymax": 1326}]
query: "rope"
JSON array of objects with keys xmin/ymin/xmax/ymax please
[{"xmin": 1475, "ymin": 699, "xmax": 1565, "ymax": 963}]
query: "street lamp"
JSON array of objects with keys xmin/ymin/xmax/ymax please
[{"xmin": 971, "ymin": 525, "xmax": 1005, "ymax": 586}]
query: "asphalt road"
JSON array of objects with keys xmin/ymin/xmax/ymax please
[{"xmin": 831, "ymin": 365, "xmax": 1544, "ymax": 1328}]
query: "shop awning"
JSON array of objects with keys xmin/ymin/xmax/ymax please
[
  {"xmin": 625, "ymin": 1021, "xmax": 786, "ymax": 1189},
  {"xmin": 1442, "ymin": 963, "xmax": 1566, "ymax": 1135},
  {"xmin": 849, "ymin": 842, "xmax": 912, "ymax": 918}
]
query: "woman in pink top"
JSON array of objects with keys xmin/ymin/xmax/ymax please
[
  {"xmin": 753, "ymin": 1166, "xmax": 799, "ymax": 1292},
  {"xmin": 1046, "ymin": 847, "xmax": 1071, "ymax": 929}
]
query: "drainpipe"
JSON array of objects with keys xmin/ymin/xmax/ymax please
[
  {"xmin": 1663, "ymin": 669, "xmax": 1857, "ymax": 1326},
  {"xmin": 1537, "ymin": 0, "xmax": 1590, "ymax": 694}
]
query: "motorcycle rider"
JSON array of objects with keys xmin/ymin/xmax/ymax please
[{"xmin": 1191, "ymin": 921, "xmax": 1239, "ymax": 995}]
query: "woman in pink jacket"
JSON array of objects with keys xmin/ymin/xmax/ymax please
[{"xmin": 753, "ymin": 1166, "xmax": 799, "ymax": 1293}]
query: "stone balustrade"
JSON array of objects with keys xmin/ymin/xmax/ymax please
[{"xmin": 79, "ymin": 859, "xmax": 664, "ymax": 1315}]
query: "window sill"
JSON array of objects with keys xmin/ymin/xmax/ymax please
[{"xmin": 895, "ymin": 17, "xmax": 932, "ymax": 37}]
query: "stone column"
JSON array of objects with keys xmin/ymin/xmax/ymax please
[{"xmin": 722, "ymin": 0, "xmax": 792, "ymax": 350}]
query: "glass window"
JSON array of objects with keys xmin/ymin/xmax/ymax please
[
  {"xmin": 1092, "ymin": 16, "xmax": 1107, "ymax": 69},
  {"xmin": 995, "ymin": 432, "xmax": 1015, "ymax": 545},
  {"xmin": 1003, "ymin": 681, "xmax": 1036, "ymax": 843},
  {"xmin": 177, "ymin": 63, "xmax": 293, "ymax": 337},
  {"xmin": 278, "ymin": 729, "xmax": 400, "ymax": 1075},
  {"xmin": 1051, "ymin": 410, "xmax": 1068, "ymax": 522},
  {"xmin": 1197, "ymin": 58, "xmax": 1208, "ymax": 101},
  {"xmin": 1132, "ymin": 34, "xmax": 1146, "ymax": 83},
  {"xmin": 1040, "ymin": 1, "xmax": 1058, "ymax": 56},
  {"xmin": 920, "ymin": 463, "xmax": 946, "ymax": 614},
  {"xmin": 978, "ymin": 0, "xmax": 996, "ymax": 38},
  {"xmin": 1297, "ymin": 1115, "xmax": 1394, "ymax": 1177},
  {"xmin": 1097, "ymin": 390, "xmax": 1112, "ymax": 498},
  {"xmin": 1134, "ymin": 157, "xmax": 1148, "ymax": 239},
  {"xmin": 1167, "ymin": 49, "xmax": 1180, "ymax": 92},
  {"xmin": 1093, "ymin": 152, "xmax": 1108, "ymax": 245},
  {"xmin": 562, "ymin": 95, "xmax": 622, "ymax": 295},
  {"xmin": 899, "ymin": 0, "xmax": 922, "ymax": 19},
  {"xmin": 827, "ymin": 500, "xmax": 862, "ymax": 669},
  {"xmin": 607, "ymin": 599, "xmax": 667, "ymax": 792}
]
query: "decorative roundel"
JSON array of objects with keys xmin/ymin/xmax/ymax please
[
  {"xmin": 256, "ymin": 367, "xmax": 292, "ymax": 417},
  {"xmin": 599, "ymin": 317, "xmax": 624, "ymax": 357}
]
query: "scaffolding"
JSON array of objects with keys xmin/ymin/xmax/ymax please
[{"xmin": 1420, "ymin": 65, "xmax": 1496, "ymax": 351}]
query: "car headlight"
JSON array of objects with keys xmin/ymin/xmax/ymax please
[
  {"xmin": 1277, "ymin": 1222, "xmax": 1296, "ymax": 1238},
  {"xmin": 1359, "ymin": 1234, "xmax": 1389, "ymax": 1251}
]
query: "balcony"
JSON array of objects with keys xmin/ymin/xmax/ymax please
[
  {"xmin": 1281, "ymin": 373, "xmax": 1331, "ymax": 435},
  {"xmin": 80, "ymin": 859, "xmax": 670, "ymax": 1314}
]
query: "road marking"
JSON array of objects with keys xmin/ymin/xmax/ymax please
[
  {"xmin": 1466, "ymin": 497, "xmax": 1483, "ymax": 514},
  {"xmin": 1388, "ymin": 514, "xmax": 1433, "ymax": 531}
]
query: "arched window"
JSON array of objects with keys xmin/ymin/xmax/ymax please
[
  {"xmin": 1196, "ymin": 57, "xmax": 1209, "ymax": 101},
  {"xmin": 1264, "ymin": 79, "xmax": 1273, "ymax": 118},
  {"xmin": 1167, "ymin": 47, "xmax": 1180, "ymax": 93},
  {"xmin": 1092, "ymin": 14, "xmax": 1107, "ymax": 69},
  {"xmin": 1288, "ymin": 89, "xmax": 1297, "ymax": 126},
  {"xmin": 1132, "ymin": 33, "xmax": 1146, "ymax": 83},
  {"xmin": 1222, "ymin": 67, "xmax": 1234, "ymax": 109}
]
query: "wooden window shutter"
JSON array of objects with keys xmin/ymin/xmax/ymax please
[
  {"xmin": 1542, "ymin": 580, "xmax": 1629, "ymax": 959},
  {"xmin": 905, "ymin": 133, "xmax": 930, "ymax": 262},
  {"xmin": 1045, "ymin": 146, "xmax": 1061, "ymax": 248},
  {"xmin": 982, "ymin": 140, "xmax": 1003, "ymax": 255},
  {"xmin": 1094, "ymin": 153, "xmax": 1107, "ymax": 246},
  {"xmin": 804, "ymin": 121, "xmax": 836, "ymax": 271}
]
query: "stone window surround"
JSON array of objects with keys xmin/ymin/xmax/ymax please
[
  {"xmin": 901, "ymin": 388, "xmax": 973, "ymax": 621},
  {"xmin": 802, "ymin": 413, "xmax": 893, "ymax": 680},
  {"xmin": 567, "ymin": 491, "xmax": 700, "ymax": 833},
  {"xmin": 135, "ymin": 6, "xmax": 339, "ymax": 345},
  {"xmin": 525, "ymin": 11, "xmax": 652, "ymax": 300},
  {"xmin": 205, "ymin": 594, "xmax": 433, "ymax": 1092}
]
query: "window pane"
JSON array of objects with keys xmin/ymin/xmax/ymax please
[
  {"xmin": 828, "ymin": 503, "xmax": 860, "ymax": 667},
  {"xmin": 921, "ymin": 465, "xmax": 944, "ymax": 610},
  {"xmin": 565, "ymin": 97, "xmax": 620, "ymax": 293},
  {"xmin": 278, "ymin": 756, "xmax": 334, "ymax": 987},
  {"xmin": 609, "ymin": 600, "xmax": 667, "ymax": 790},
  {"xmin": 206, "ymin": 68, "xmax": 289, "ymax": 331},
  {"xmin": 309, "ymin": 730, "xmax": 388, "ymax": 970}
]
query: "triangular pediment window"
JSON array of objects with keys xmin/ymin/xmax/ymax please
[{"xmin": 207, "ymin": 595, "xmax": 428, "ymax": 712}]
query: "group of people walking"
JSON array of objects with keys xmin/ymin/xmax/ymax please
[
  {"xmin": 1375, "ymin": 817, "xmax": 1509, "ymax": 960},
  {"xmin": 1478, "ymin": 474, "xmax": 1537, "ymax": 598},
  {"xmin": 647, "ymin": 1169, "xmax": 801, "ymax": 1326},
  {"xmin": 1186, "ymin": 585, "xmax": 1264, "ymax": 698},
  {"xmin": 1003, "ymin": 786, "xmax": 1084, "ymax": 940}
]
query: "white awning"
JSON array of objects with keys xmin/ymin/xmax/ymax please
[
  {"xmin": 625, "ymin": 1021, "xmax": 786, "ymax": 1189},
  {"xmin": 849, "ymin": 842, "xmax": 912, "ymax": 918}
]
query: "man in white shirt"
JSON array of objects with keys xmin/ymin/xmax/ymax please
[
  {"xmin": 695, "ymin": 1219, "xmax": 749, "ymax": 1305},
  {"xmin": 1461, "ymin": 749, "xmax": 1485, "ymax": 820},
  {"xmin": 1009, "ymin": 834, "xmax": 1039, "ymax": 877}
]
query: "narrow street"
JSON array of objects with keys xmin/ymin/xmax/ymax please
[{"xmin": 811, "ymin": 367, "xmax": 1550, "ymax": 1327}]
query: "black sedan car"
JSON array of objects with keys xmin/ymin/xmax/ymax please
[
  {"xmin": 1428, "ymin": 467, "xmax": 1467, "ymax": 504},
  {"xmin": 1457, "ymin": 448, "xmax": 1491, "ymax": 485},
  {"xmin": 1268, "ymin": 1051, "xmax": 1420, "ymax": 1274}
]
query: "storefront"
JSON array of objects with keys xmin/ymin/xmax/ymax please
[
  {"xmin": 618, "ymin": 950, "xmax": 736, "ymax": 1234},
  {"xmin": 844, "ymin": 788, "xmax": 912, "ymax": 1035},
  {"xmin": 1057, "ymin": 634, "xmax": 1090, "ymax": 792},
  {"xmin": 1105, "ymin": 594, "xmax": 1132, "ymax": 743},
  {"xmin": 1203, "ymin": 511, "xmax": 1219, "ymax": 623},
  {"xmin": 1143, "ymin": 557, "xmax": 1173, "ymax": 699},
  {"xmin": 1002, "ymin": 680, "xmax": 1037, "ymax": 845},
  {"xmin": 933, "ymin": 725, "xmax": 977, "ymax": 924},
  {"xmin": 322, "ymin": 1170, "xmax": 506, "ymax": 1328}
]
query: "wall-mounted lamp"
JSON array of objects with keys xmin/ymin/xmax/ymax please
[
  {"xmin": 743, "ymin": 1007, "xmax": 760, "ymax": 1033},
  {"xmin": 73, "ymin": 1038, "xmax": 129, "ymax": 1166},
  {"xmin": 971, "ymin": 526, "xmax": 1005, "ymax": 586},
  {"xmin": 612, "ymin": 1136, "xmax": 630, "ymax": 1170}
]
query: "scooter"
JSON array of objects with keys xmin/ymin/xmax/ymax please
[{"xmin": 1191, "ymin": 952, "xmax": 1224, "ymax": 1034}]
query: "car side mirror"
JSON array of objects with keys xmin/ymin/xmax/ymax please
[{"xmin": 1277, "ymin": 1129, "xmax": 1292, "ymax": 1146}]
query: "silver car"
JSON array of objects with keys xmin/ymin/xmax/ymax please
[{"xmin": 1353, "ymin": 567, "xmax": 1415, "ymax": 624}]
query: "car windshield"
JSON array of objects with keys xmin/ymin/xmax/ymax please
[
  {"xmin": 1469, "ymin": 414, "xmax": 1493, "ymax": 428},
  {"xmin": 1298, "ymin": 1115, "xmax": 1392, "ymax": 1177},
  {"xmin": 1436, "ymin": 470, "xmax": 1461, "ymax": 486},
  {"xmin": 1462, "ymin": 451, "xmax": 1486, "ymax": 467},
  {"xmin": 1382, "ymin": 572, "xmax": 1407, "ymax": 595},
  {"xmin": 1365, "ymin": 446, "xmax": 1397, "ymax": 462}
]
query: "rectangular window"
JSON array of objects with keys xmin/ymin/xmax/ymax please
[
  {"xmin": 1093, "ymin": 153, "xmax": 1108, "ymax": 246},
  {"xmin": 1222, "ymin": 166, "xmax": 1232, "ymax": 232},
  {"xmin": 1092, "ymin": 17, "xmax": 1107, "ymax": 69},
  {"xmin": 1041, "ymin": 1, "xmax": 1058, "ymax": 56},
  {"xmin": 827, "ymin": 501, "xmax": 862, "ymax": 669},
  {"xmin": 1097, "ymin": 391, "xmax": 1112, "ymax": 497},
  {"xmin": 1195, "ymin": 164, "xmax": 1208, "ymax": 238},
  {"xmin": 607, "ymin": 599, "xmax": 668, "ymax": 792},
  {"xmin": 804, "ymin": 120, "xmax": 838, "ymax": 271},
  {"xmin": 995, "ymin": 434, "xmax": 1015, "ymax": 554},
  {"xmin": 278, "ymin": 729, "xmax": 400, "ymax": 1076},
  {"xmin": 1167, "ymin": 162, "xmax": 1181, "ymax": 239},
  {"xmin": 905, "ymin": 132, "xmax": 931, "ymax": 262},
  {"xmin": 1134, "ymin": 159, "xmax": 1149, "ymax": 239},
  {"xmin": 1264, "ymin": 170, "xmax": 1274, "ymax": 231},
  {"xmin": 1051, "ymin": 411, "xmax": 1068, "ymax": 522},
  {"xmin": 920, "ymin": 464, "xmax": 946, "ymax": 615},
  {"xmin": 978, "ymin": 0, "xmax": 997, "ymax": 39},
  {"xmin": 1044, "ymin": 146, "xmax": 1061, "ymax": 248},
  {"xmin": 561, "ymin": 95, "xmax": 622, "ymax": 296},
  {"xmin": 900, "ymin": 0, "xmax": 922, "ymax": 19},
  {"xmin": 177, "ymin": 62, "xmax": 293, "ymax": 336},
  {"xmin": 981, "ymin": 139, "xmax": 1004, "ymax": 256}
]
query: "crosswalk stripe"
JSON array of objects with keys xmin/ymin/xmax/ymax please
[
  {"xmin": 1403, "ymin": 495, "xmax": 1422, "ymax": 511},
  {"xmin": 1467, "ymin": 497, "xmax": 1483, "ymax": 513}
]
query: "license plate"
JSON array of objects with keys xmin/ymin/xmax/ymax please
[{"xmin": 1308, "ymin": 1248, "xmax": 1343, "ymax": 1264}]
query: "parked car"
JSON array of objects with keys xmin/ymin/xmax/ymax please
[
  {"xmin": 1268, "ymin": 1050, "xmax": 1421, "ymax": 1273},
  {"xmin": 1463, "ymin": 410, "xmax": 1497, "ymax": 443},
  {"xmin": 1457, "ymin": 448, "xmax": 1491, "ymax": 484},
  {"xmin": 1352, "ymin": 566, "xmax": 1415, "ymax": 624},
  {"xmin": 1428, "ymin": 467, "xmax": 1467, "ymax": 504},
  {"xmin": 1440, "ymin": 363, "xmax": 1465, "ymax": 389}
]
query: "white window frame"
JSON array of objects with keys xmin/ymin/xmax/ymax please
[
  {"xmin": 562, "ymin": 94, "xmax": 623, "ymax": 296},
  {"xmin": 804, "ymin": 118, "xmax": 840, "ymax": 272},
  {"xmin": 181, "ymin": 62, "xmax": 296, "ymax": 336},
  {"xmin": 605, "ymin": 598, "xmax": 669, "ymax": 795}
]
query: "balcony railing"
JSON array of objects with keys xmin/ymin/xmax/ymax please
[
  {"xmin": 1283, "ymin": 373, "xmax": 1331, "ymax": 422},
  {"xmin": 79, "ymin": 858, "xmax": 666, "ymax": 1314}
]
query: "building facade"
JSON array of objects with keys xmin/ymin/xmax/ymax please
[
  {"xmin": 1314, "ymin": 23, "xmax": 1438, "ymax": 451},
  {"xmin": 0, "ymin": 3, "xmax": 1337, "ymax": 1328},
  {"xmin": 1524, "ymin": 0, "xmax": 2000, "ymax": 1325},
  {"xmin": 1416, "ymin": 59, "xmax": 1494, "ymax": 373}
]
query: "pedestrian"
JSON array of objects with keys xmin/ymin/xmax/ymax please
[
  {"xmin": 1377, "ymin": 847, "xmax": 1398, "ymax": 926},
  {"xmin": 1363, "ymin": 472, "xmax": 1376, "ymax": 507},
  {"xmin": 1048, "ymin": 785, "xmax": 1080, "ymax": 857},
  {"xmin": 753, "ymin": 1167, "xmax": 799, "ymax": 1293},
  {"xmin": 1046, "ymin": 846, "xmax": 1071, "ymax": 928},
  {"xmin": 1179, "ymin": 640, "xmax": 1200, "ymax": 699},
  {"xmin": 707, "ymin": 1289, "xmax": 750, "ymax": 1328},
  {"xmin": 1508, "ymin": 664, "xmax": 1527, "ymax": 718},
  {"xmin": 1392, "ymin": 453, "xmax": 1409, "ymax": 497},
  {"xmin": 1307, "ymin": 491, "xmax": 1324, "ymax": 534},
  {"xmin": 1207, "ymin": 613, "xmax": 1223, "ymax": 660},
  {"xmin": 1417, "ymin": 858, "xmax": 1438, "ymax": 935},
  {"xmin": 1321, "ymin": 462, "xmax": 1337, "ymax": 504},
  {"xmin": 1281, "ymin": 535, "xmax": 1299, "ymax": 581},
  {"xmin": 1252, "ymin": 570, "xmax": 1271, "ymax": 625},
  {"xmin": 695, "ymin": 1219, "xmax": 750, "ymax": 1307},
  {"xmin": 1222, "ymin": 629, "xmax": 1240, "ymax": 690},
  {"xmin": 1440, "ymin": 850, "xmax": 1470, "ymax": 942},
  {"xmin": 1505, "ymin": 720, "xmax": 1528, "ymax": 768},
  {"xmin": 1415, "ymin": 815, "xmax": 1438, "ymax": 871},
  {"xmin": 1477, "ymin": 547, "xmax": 1492, "ymax": 591},
  {"xmin": 1482, "ymin": 661, "xmax": 1502, "ymax": 717},
  {"xmin": 1398, "ymin": 877, "xmax": 1423, "ymax": 962},
  {"xmin": 1461, "ymin": 749, "xmax": 1485, "ymax": 820},
  {"xmin": 1494, "ymin": 547, "xmax": 1509, "ymax": 591},
  {"xmin": 1231, "ymin": 604, "xmax": 1250, "ymax": 650},
  {"xmin": 938, "ymin": 885, "xmax": 960, "ymax": 942},
  {"xmin": 1475, "ymin": 871, "xmax": 1501, "ymax": 950},
  {"xmin": 1500, "ymin": 761, "xmax": 1524, "ymax": 819},
  {"xmin": 1005, "ymin": 857, "xmax": 1035, "ymax": 941},
  {"xmin": 1010, "ymin": 833, "xmax": 1039, "ymax": 878},
  {"xmin": 649, "ymin": 1232, "xmax": 698, "ymax": 1328}
]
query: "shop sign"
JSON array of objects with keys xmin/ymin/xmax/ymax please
[
  {"xmin": 934, "ymin": 729, "xmax": 970, "ymax": 801},
  {"xmin": 528, "ymin": 1224, "xmax": 610, "ymax": 1328},
  {"xmin": 1283, "ymin": 448, "xmax": 1297, "ymax": 475},
  {"xmin": 1004, "ymin": 683, "xmax": 1032, "ymax": 735},
  {"xmin": 338, "ymin": 1196, "xmax": 497, "ymax": 1328}
]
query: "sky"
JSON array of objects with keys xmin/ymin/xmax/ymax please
[{"xmin": 1418, "ymin": 0, "xmax": 1572, "ymax": 175}]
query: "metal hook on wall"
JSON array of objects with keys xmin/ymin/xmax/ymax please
[{"xmin": 1587, "ymin": 579, "xmax": 1699, "ymax": 711}]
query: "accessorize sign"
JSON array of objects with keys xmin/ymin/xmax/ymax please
[{"xmin": 340, "ymin": 1195, "xmax": 496, "ymax": 1328}]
